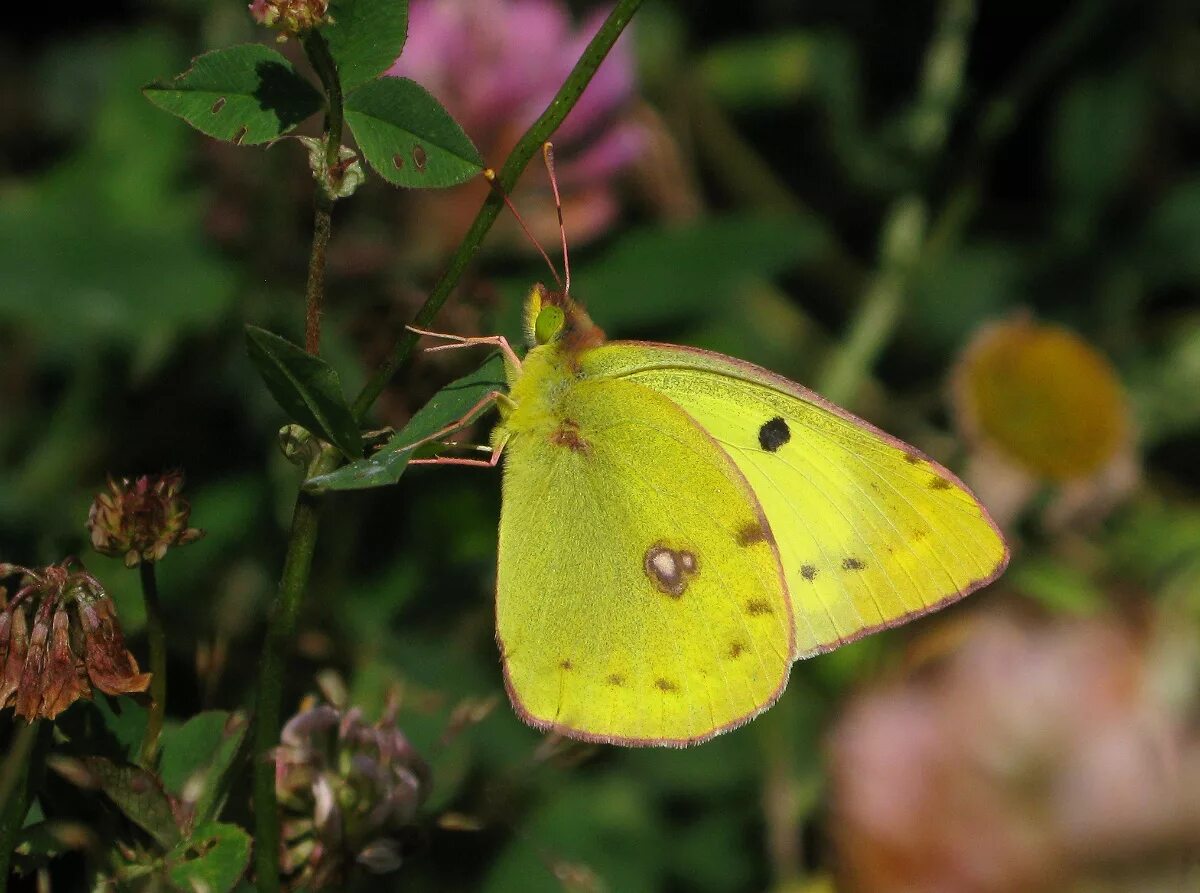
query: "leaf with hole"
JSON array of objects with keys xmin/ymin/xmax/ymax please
[
  {"xmin": 144, "ymin": 44, "xmax": 323, "ymax": 145},
  {"xmin": 307, "ymin": 354, "xmax": 506, "ymax": 491},
  {"xmin": 245, "ymin": 326, "xmax": 363, "ymax": 460},
  {"xmin": 166, "ymin": 822, "xmax": 252, "ymax": 893},
  {"xmin": 322, "ymin": 0, "xmax": 410, "ymax": 92},
  {"xmin": 345, "ymin": 77, "xmax": 483, "ymax": 187}
]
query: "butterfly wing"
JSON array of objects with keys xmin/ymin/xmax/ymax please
[
  {"xmin": 496, "ymin": 374, "xmax": 793, "ymax": 746},
  {"xmin": 581, "ymin": 342, "xmax": 1009, "ymax": 658}
]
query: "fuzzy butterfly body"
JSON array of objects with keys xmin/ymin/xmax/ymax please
[{"xmin": 487, "ymin": 285, "xmax": 1007, "ymax": 746}]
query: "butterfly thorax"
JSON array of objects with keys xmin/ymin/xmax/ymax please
[
  {"xmin": 498, "ymin": 342, "xmax": 581, "ymax": 443},
  {"xmin": 495, "ymin": 285, "xmax": 607, "ymax": 448}
]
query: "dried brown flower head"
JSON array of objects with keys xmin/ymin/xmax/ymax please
[
  {"xmin": 0, "ymin": 561, "xmax": 150, "ymax": 721},
  {"xmin": 87, "ymin": 472, "xmax": 204, "ymax": 567}
]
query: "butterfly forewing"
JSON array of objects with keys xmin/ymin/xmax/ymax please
[
  {"xmin": 582, "ymin": 342, "xmax": 1009, "ymax": 658},
  {"xmin": 496, "ymin": 370, "xmax": 793, "ymax": 745}
]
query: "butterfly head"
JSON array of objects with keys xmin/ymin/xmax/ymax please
[{"xmin": 523, "ymin": 283, "xmax": 606, "ymax": 353}]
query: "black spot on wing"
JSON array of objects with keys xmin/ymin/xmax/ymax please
[
  {"xmin": 928, "ymin": 476, "xmax": 953, "ymax": 490},
  {"xmin": 800, "ymin": 564, "xmax": 818, "ymax": 581},
  {"xmin": 758, "ymin": 417, "xmax": 791, "ymax": 452},
  {"xmin": 745, "ymin": 598, "xmax": 773, "ymax": 616},
  {"xmin": 842, "ymin": 557, "xmax": 866, "ymax": 571},
  {"xmin": 655, "ymin": 678, "xmax": 679, "ymax": 693}
]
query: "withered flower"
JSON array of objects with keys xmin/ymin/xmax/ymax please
[
  {"xmin": 14, "ymin": 600, "xmax": 52, "ymax": 720},
  {"xmin": 77, "ymin": 592, "xmax": 151, "ymax": 697},
  {"xmin": 0, "ymin": 603, "xmax": 27, "ymax": 707},
  {"xmin": 276, "ymin": 680, "xmax": 429, "ymax": 890},
  {"xmin": 40, "ymin": 604, "xmax": 92, "ymax": 720},
  {"xmin": 87, "ymin": 472, "xmax": 204, "ymax": 567},
  {"xmin": 0, "ymin": 561, "xmax": 149, "ymax": 722}
]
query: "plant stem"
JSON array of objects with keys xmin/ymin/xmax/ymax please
[
  {"xmin": 300, "ymin": 31, "xmax": 345, "ymax": 355},
  {"xmin": 817, "ymin": 0, "xmax": 977, "ymax": 406},
  {"xmin": 253, "ymin": 445, "xmax": 340, "ymax": 892},
  {"xmin": 304, "ymin": 195, "xmax": 334, "ymax": 355},
  {"xmin": 350, "ymin": 0, "xmax": 646, "ymax": 422},
  {"xmin": 0, "ymin": 721, "xmax": 39, "ymax": 892},
  {"xmin": 251, "ymin": 31, "xmax": 350, "ymax": 889},
  {"xmin": 138, "ymin": 562, "xmax": 167, "ymax": 765}
]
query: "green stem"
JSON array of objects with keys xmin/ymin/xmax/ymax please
[
  {"xmin": 303, "ymin": 196, "xmax": 334, "ymax": 355},
  {"xmin": 138, "ymin": 562, "xmax": 167, "ymax": 765},
  {"xmin": 350, "ymin": 0, "xmax": 646, "ymax": 422},
  {"xmin": 253, "ymin": 446, "xmax": 340, "ymax": 892},
  {"xmin": 302, "ymin": 32, "xmax": 345, "ymax": 174},
  {"xmin": 0, "ymin": 721, "xmax": 38, "ymax": 891},
  {"xmin": 817, "ymin": 0, "xmax": 977, "ymax": 406},
  {"xmin": 301, "ymin": 31, "xmax": 344, "ymax": 356},
  {"xmin": 251, "ymin": 31, "xmax": 350, "ymax": 890}
]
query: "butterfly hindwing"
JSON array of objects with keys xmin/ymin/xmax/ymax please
[
  {"xmin": 582, "ymin": 342, "xmax": 1009, "ymax": 658},
  {"xmin": 496, "ymin": 371, "xmax": 793, "ymax": 745}
]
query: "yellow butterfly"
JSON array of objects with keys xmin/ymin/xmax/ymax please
[{"xmin": 410, "ymin": 280, "xmax": 1008, "ymax": 747}]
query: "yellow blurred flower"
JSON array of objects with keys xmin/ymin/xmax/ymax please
[{"xmin": 952, "ymin": 317, "xmax": 1138, "ymax": 529}]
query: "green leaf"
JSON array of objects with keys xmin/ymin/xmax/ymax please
[
  {"xmin": 345, "ymin": 77, "xmax": 483, "ymax": 187},
  {"xmin": 306, "ymin": 354, "xmax": 506, "ymax": 491},
  {"xmin": 1052, "ymin": 68, "xmax": 1146, "ymax": 208},
  {"xmin": 322, "ymin": 0, "xmax": 409, "ymax": 92},
  {"xmin": 83, "ymin": 758, "xmax": 181, "ymax": 850},
  {"xmin": 570, "ymin": 215, "xmax": 828, "ymax": 330},
  {"xmin": 1008, "ymin": 556, "xmax": 1106, "ymax": 616},
  {"xmin": 166, "ymin": 822, "xmax": 252, "ymax": 893},
  {"xmin": 700, "ymin": 32, "xmax": 819, "ymax": 109},
  {"xmin": 245, "ymin": 326, "xmax": 363, "ymax": 460},
  {"xmin": 159, "ymin": 711, "xmax": 249, "ymax": 828},
  {"xmin": 144, "ymin": 44, "xmax": 323, "ymax": 145}
]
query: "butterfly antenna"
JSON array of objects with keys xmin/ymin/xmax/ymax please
[
  {"xmin": 483, "ymin": 168, "xmax": 563, "ymax": 290},
  {"xmin": 542, "ymin": 142, "xmax": 570, "ymax": 297}
]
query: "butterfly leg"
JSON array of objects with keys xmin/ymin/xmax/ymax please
[
  {"xmin": 410, "ymin": 431, "xmax": 510, "ymax": 468},
  {"xmin": 401, "ymin": 391, "xmax": 514, "ymax": 469},
  {"xmin": 406, "ymin": 325, "xmax": 522, "ymax": 372}
]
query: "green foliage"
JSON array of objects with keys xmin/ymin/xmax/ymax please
[
  {"xmin": 308, "ymin": 354, "xmax": 507, "ymax": 491},
  {"xmin": 82, "ymin": 758, "xmax": 182, "ymax": 849},
  {"xmin": 322, "ymin": 0, "xmax": 410, "ymax": 92},
  {"xmin": 700, "ymin": 32, "xmax": 819, "ymax": 108},
  {"xmin": 344, "ymin": 77, "xmax": 484, "ymax": 187},
  {"xmin": 159, "ymin": 711, "xmax": 249, "ymax": 827},
  {"xmin": 245, "ymin": 325, "xmax": 364, "ymax": 460},
  {"xmin": 568, "ymin": 215, "xmax": 828, "ymax": 329},
  {"xmin": 166, "ymin": 822, "xmax": 253, "ymax": 893},
  {"xmin": 144, "ymin": 44, "xmax": 324, "ymax": 145}
]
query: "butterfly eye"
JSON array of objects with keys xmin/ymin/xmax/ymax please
[{"xmin": 534, "ymin": 305, "xmax": 566, "ymax": 344}]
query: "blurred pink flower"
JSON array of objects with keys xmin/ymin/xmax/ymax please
[
  {"xmin": 386, "ymin": 0, "xmax": 643, "ymax": 254},
  {"xmin": 828, "ymin": 614, "xmax": 1200, "ymax": 893}
]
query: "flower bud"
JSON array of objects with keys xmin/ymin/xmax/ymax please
[{"xmin": 87, "ymin": 473, "xmax": 204, "ymax": 567}]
